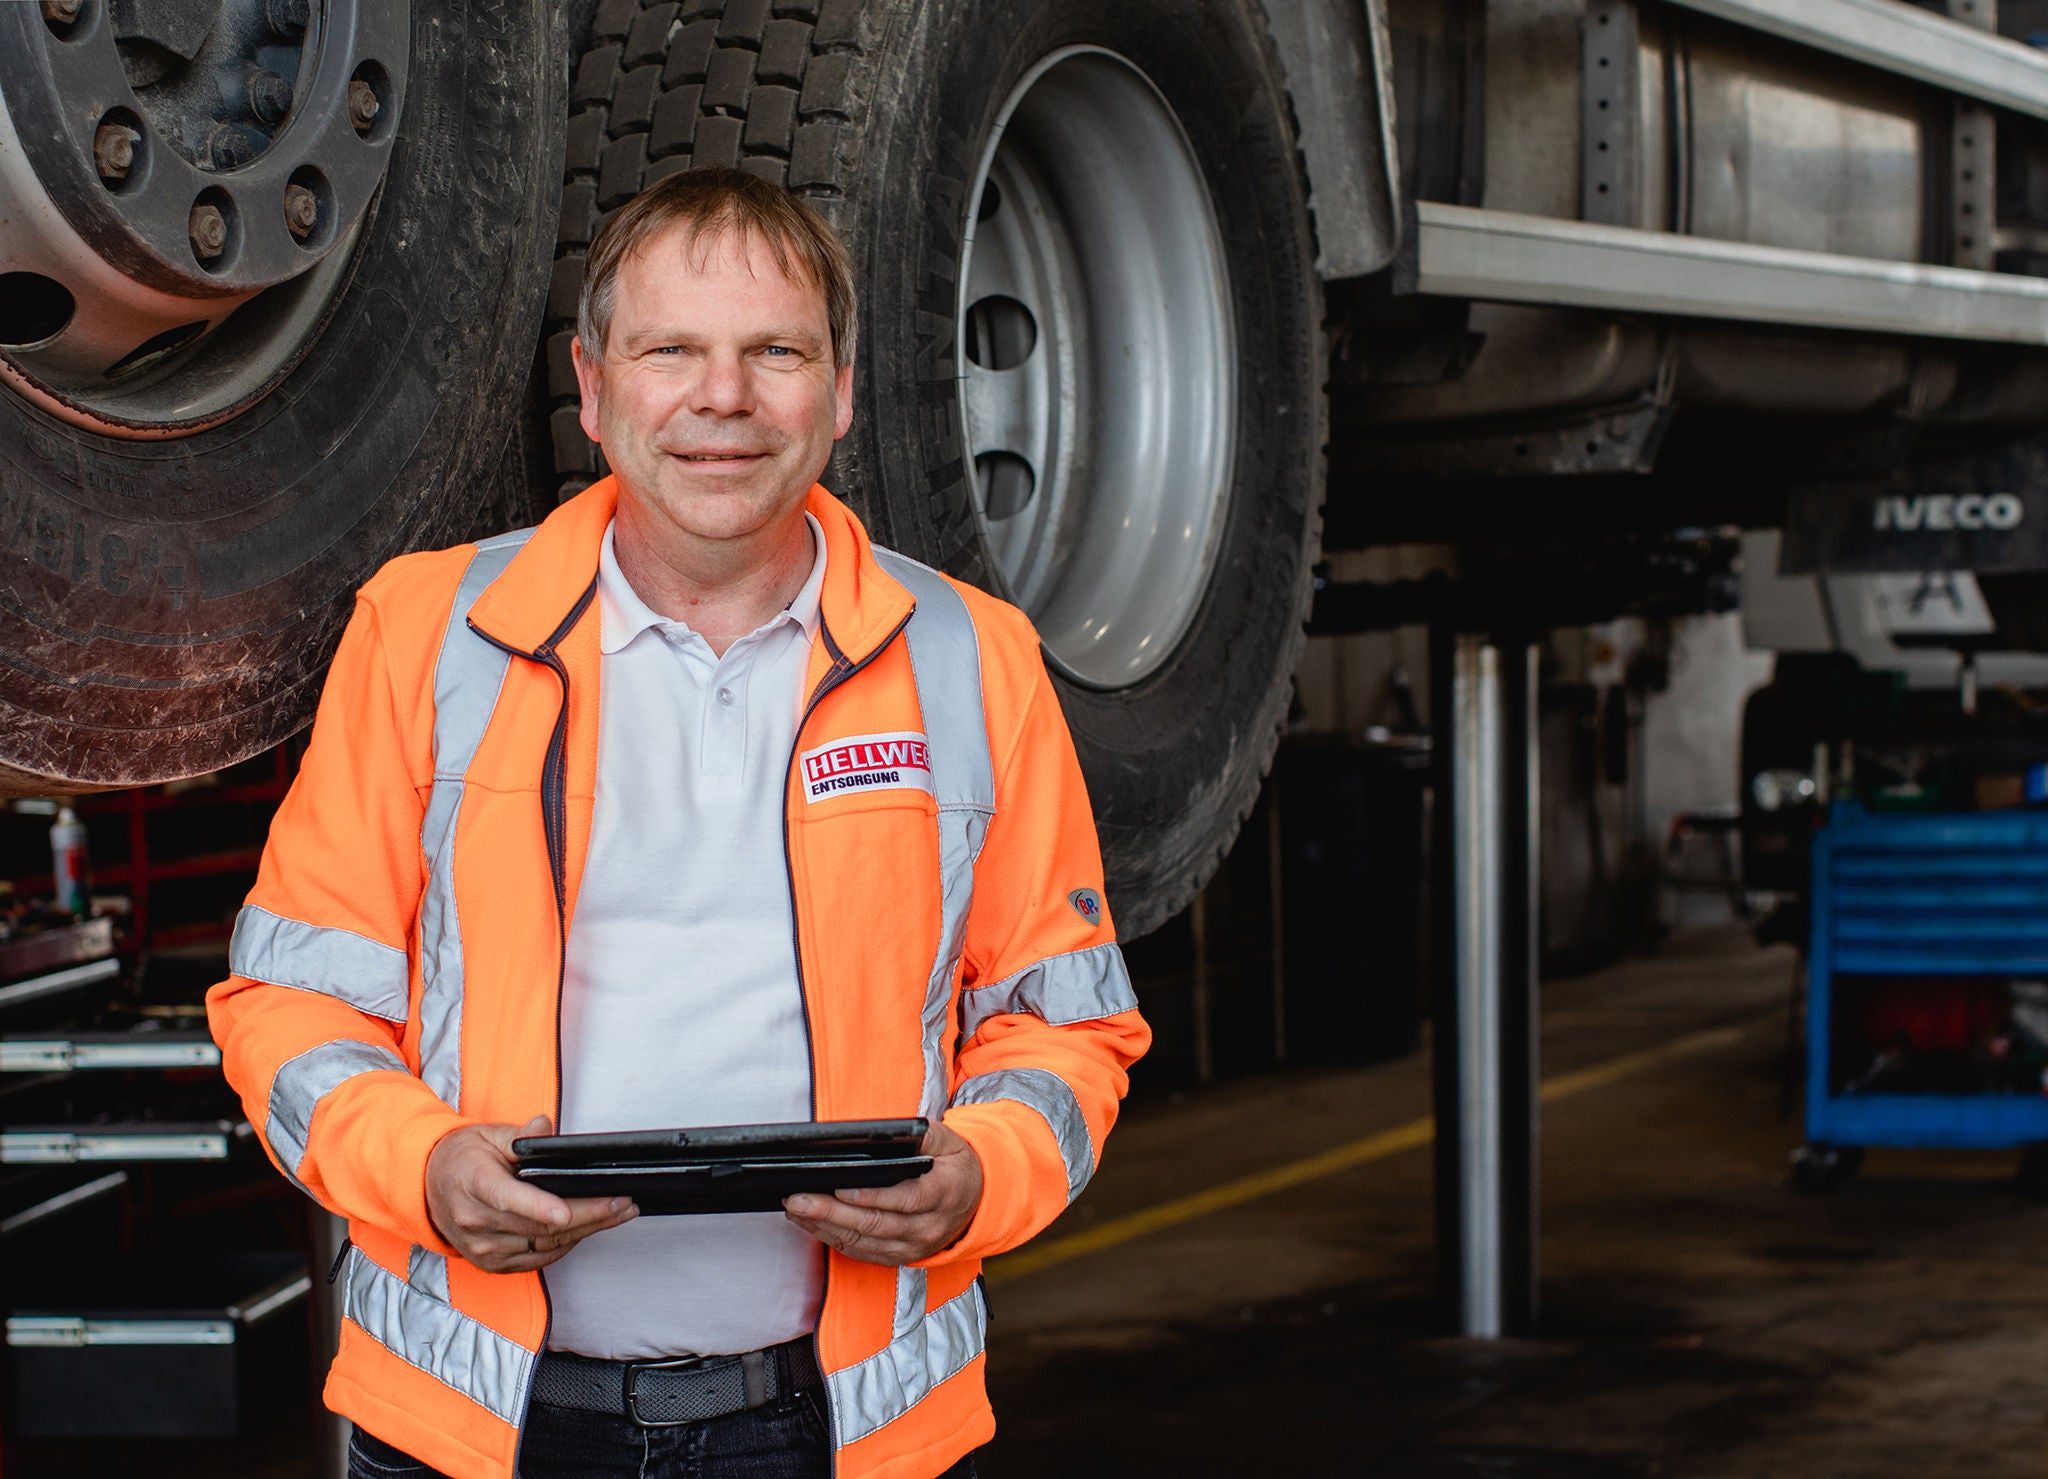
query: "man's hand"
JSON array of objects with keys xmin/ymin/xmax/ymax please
[
  {"xmin": 783, "ymin": 1121, "xmax": 983, "ymax": 1266},
  {"xmin": 425, "ymin": 1114, "xmax": 637, "ymax": 1273}
]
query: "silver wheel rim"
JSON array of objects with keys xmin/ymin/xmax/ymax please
[{"xmin": 958, "ymin": 48, "xmax": 1236, "ymax": 690}]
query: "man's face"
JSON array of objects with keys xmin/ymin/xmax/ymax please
[{"xmin": 573, "ymin": 223, "xmax": 853, "ymax": 550}]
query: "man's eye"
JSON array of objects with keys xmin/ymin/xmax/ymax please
[{"xmin": 763, "ymin": 345, "xmax": 795, "ymax": 357}]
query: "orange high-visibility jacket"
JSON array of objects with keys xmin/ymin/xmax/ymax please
[{"xmin": 208, "ymin": 480, "xmax": 1150, "ymax": 1479}]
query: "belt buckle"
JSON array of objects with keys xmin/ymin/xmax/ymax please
[{"xmin": 623, "ymin": 1353, "xmax": 711, "ymax": 1428}]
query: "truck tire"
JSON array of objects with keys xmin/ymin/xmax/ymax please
[
  {"xmin": 547, "ymin": 0, "xmax": 1324, "ymax": 937},
  {"xmin": 0, "ymin": 0, "xmax": 565, "ymax": 793}
]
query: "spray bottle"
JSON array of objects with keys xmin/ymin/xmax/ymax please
[{"xmin": 49, "ymin": 805, "xmax": 89, "ymax": 920}]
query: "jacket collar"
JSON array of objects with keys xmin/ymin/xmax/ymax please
[{"xmin": 465, "ymin": 476, "xmax": 916, "ymax": 666}]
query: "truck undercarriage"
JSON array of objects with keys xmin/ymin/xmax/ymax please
[{"xmin": 8, "ymin": 0, "xmax": 2048, "ymax": 933}]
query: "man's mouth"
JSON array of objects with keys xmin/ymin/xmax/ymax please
[{"xmin": 676, "ymin": 452, "xmax": 763, "ymax": 461}]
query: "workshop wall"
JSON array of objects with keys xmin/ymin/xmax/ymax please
[{"xmin": 1296, "ymin": 592, "xmax": 1773, "ymax": 966}]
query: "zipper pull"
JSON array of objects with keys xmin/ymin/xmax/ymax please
[{"xmin": 327, "ymin": 1235, "xmax": 354, "ymax": 1285}]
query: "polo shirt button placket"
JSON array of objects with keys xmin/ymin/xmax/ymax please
[{"xmin": 701, "ymin": 655, "xmax": 749, "ymax": 779}]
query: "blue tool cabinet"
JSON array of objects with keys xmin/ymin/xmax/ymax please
[{"xmin": 1803, "ymin": 802, "xmax": 2048, "ymax": 1187}]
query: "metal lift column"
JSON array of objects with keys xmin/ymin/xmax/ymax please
[{"xmin": 1432, "ymin": 630, "xmax": 1541, "ymax": 1337}]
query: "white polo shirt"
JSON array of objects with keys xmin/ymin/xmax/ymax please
[{"xmin": 543, "ymin": 516, "xmax": 827, "ymax": 1360}]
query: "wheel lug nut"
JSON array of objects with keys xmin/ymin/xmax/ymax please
[
  {"xmin": 189, "ymin": 203, "xmax": 227, "ymax": 261},
  {"xmin": 249, "ymin": 69, "xmax": 294, "ymax": 127},
  {"xmin": 40, "ymin": 0, "xmax": 83, "ymax": 23},
  {"xmin": 93, "ymin": 123, "xmax": 137, "ymax": 182},
  {"xmin": 205, "ymin": 123, "xmax": 253, "ymax": 171},
  {"xmin": 284, "ymin": 184, "xmax": 319, "ymax": 239},
  {"xmin": 265, "ymin": 0, "xmax": 308, "ymax": 37},
  {"xmin": 348, "ymin": 80, "xmax": 380, "ymax": 133}
]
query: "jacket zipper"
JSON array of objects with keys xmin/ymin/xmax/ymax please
[
  {"xmin": 470, "ymin": 582, "xmax": 908, "ymax": 1476},
  {"xmin": 468, "ymin": 577, "xmax": 595, "ymax": 1474},
  {"xmin": 779, "ymin": 610, "xmax": 912, "ymax": 1115},
  {"xmin": 780, "ymin": 607, "xmax": 914, "ymax": 1475},
  {"xmin": 327, "ymin": 1236, "xmax": 353, "ymax": 1286}
]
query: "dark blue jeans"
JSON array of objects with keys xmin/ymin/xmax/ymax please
[{"xmin": 347, "ymin": 1395, "xmax": 979, "ymax": 1479}]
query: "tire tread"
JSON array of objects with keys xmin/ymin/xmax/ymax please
[
  {"xmin": 718, "ymin": 0, "xmax": 774, "ymax": 43},
  {"xmin": 598, "ymin": 132, "xmax": 651, "ymax": 207},
  {"xmin": 609, "ymin": 64, "xmax": 663, "ymax": 135},
  {"xmin": 702, "ymin": 47, "xmax": 758, "ymax": 110},
  {"xmin": 796, "ymin": 52, "xmax": 852, "ymax": 116},
  {"xmin": 810, "ymin": 0, "xmax": 861, "ymax": 46},
  {"xmin": 649, "ymin": 84, "xmax": 705, "ymax": 158},
  {"xmin": 564, "ymin": 107, "xmax": 607, "ymax": 171},
  {"xmin": 691, "ymin": 114, "xmax": 745, "ymax": 168},
  {"xmin": 1119, "ymin": 34, "xmax": 1332, "ymax": 937},
  {"xmin": 758, "ymin": 19, "xmax": 810, "ymax": 81},
  {"xmin": 548, "ymin": 0, "xmax": 870, "ymax": 493},
  {"xmin": 661, "ymin": 18, "xmax": 720, "ymax": 84},
  {"xmin": 557, "ymin": 179, "xmax": 601, "ymax": 247},
  {"xmin": 591, "ymin": 0, "xmax": 641, "ymax": 44},
  {"xmin": 624, "ymin": 4, "xmax": 682, "ymax": 67},
  {"xmin": 741, "ymin": 85, "xmax": 799, "ymax": 153},
  {"xmin": 571, "ymin": 44, "xmax": 624, "ymax": 107}
]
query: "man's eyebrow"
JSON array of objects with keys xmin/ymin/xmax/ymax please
[
  {"xmin": 617, "ymin": 325, "xmax": 827, "ymax": 352},
  {"xmin": 752, "ymin": 325, "xmax": 828, "ymax": 348},
  {"xmin": 618, "ymin": 325, "xmax": 697, "ymax": 352}
]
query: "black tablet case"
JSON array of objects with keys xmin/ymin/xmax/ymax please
[{"xmin": 512, "ymin": 1118, "xmax": 930, "ymax": 1216}]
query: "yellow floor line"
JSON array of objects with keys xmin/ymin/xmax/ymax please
[{"xmin": 985, "ymin": 1019, "xmax": 1754, "ymax": 1287}]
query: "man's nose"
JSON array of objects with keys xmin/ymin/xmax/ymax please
[{"xmin": 690, "ymin": 350, "xmax": 754, "ymax": 416}]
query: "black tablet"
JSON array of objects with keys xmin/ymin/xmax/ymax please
[{"xmin": 512, "ymin": 1118, "xmax": 930, "ymax": 1216}]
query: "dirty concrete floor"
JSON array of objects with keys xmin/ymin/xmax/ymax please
[
  {"xmin": 980, "ymin": 924, "xmax": 2048, "ymax": 1477},
  {"xmin": 14, "ymin": 925, "xmax": 2048, "ymax": 1476}
]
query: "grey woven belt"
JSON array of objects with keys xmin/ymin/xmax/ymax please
[{"xmin": 532, "ymin": 1338, "xmax": 822, "ymax": 1428}]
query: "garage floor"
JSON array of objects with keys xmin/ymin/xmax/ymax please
[
  {"xmin": 14, "ymin": 924, "xmax": 2048, "ymax": 1476},
  {"xmin": 980, "ymin": 923, "xmax": 2048, "ymax": 1478}
]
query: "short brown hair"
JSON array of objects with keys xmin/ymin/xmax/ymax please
[{"xmin": 577, "ymin": 166, "xmax": 857, "ymax": 368}]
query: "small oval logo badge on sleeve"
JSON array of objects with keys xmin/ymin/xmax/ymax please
[{"xmin": 1068, "ymin": 888, "xmax": 1104, "ymax": 926}]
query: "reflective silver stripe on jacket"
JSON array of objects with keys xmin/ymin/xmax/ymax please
[
  {"xmin": 952, "ymin": 1067, "xmax": 1095, "ymax": 1202},
  {"xmin": 341, "ymin": 1244, "xmax": 533, "ymax": 1425},
  {"xmin": 873, "ymin": 550, "xmax": 997, "ymax": 1125},
  {"xmin": 265, "ymin": 1039, "xmax": 410, "ymax": 1190},
  {"xmin": 814, "ymin": 552, "xmax": 996, "ymax": 1451},
  {"xmin": 956, "ymin": 942, "xmax": 1138, "ymax": 1044},
  {"xmin": 825, "ymin": 1278, "xmax": 988, "ymax": 1447},
  {"xmin": 228, "ymin": 906, "xmax": 411, "ymax": 1023},
  {"xmin": 417, "ymin": 529, "xmax": 533, "ymax": 1109},
  {"xmin": 406, "ymin": 1241, "xmax": 452, "ymax": 1304}
]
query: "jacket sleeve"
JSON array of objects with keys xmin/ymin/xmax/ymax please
[
  {"xmin": 206, "ymin": 587, "xmax": 468, "ymax": 1256},
  {"xmin": 929, "ymin": 607, "xmax": 1151, "ymax": 1265}
]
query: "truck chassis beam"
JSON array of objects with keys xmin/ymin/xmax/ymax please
[
  {"xmin": 1413, "ymin": 202, "xmax": 2048, "ymax": 347},
  {"xmin": 1666, "ymin": 0, "xmax": 2048, "ymax": 122}
]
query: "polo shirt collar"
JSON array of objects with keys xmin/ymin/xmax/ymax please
[{"xmin": 598, "ymin": 512, "xmax": 827, "ymax": 655}]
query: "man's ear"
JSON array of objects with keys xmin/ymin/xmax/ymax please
[
  {"xmin": 832, "ymin": 358, "xmax": 854, "ymax": 441},
  {"xmin": 572, "ymin": 337, "xmax": 604, "ymax": 445}
]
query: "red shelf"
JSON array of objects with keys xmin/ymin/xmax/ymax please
[
  {"xmin": 77, "ymin": 780, "xmax": 290, "ymax": 815},
  {"xmin": 15, "ymin": 747, "xmax": 297, "ymax": 954}
]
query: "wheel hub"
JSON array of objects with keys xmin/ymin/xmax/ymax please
[
  {"xmin": 0, "ymin": 0, "xmax": 408, "ymax": 433},
  {"xmin": 958, "ymin": 48, "xmax": 1236, "ymax": 690}
]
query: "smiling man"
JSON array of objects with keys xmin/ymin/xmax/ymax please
[{"xmin": 208, "ymin": 168, "xmax": 1149, "ymax": 1479}]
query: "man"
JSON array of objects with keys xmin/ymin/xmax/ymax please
[{"xmin": 208, "ymin": 168, "xmax": 1149, "ymax": 1479}]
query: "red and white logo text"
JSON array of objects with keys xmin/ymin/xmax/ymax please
[{"xmin": 800, "ymin": 731, "xmax": 934, "ymax": 803}]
